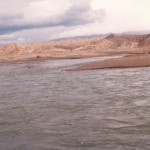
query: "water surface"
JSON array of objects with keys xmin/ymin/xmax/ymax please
[{"xmin": 0, "ymin": 57, "xmax": 150, "ymax": 150}]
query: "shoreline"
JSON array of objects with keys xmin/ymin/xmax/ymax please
[
  {"xmin": 0, "ymin": 53, "xmax": 119, "ymax": 64},
  {"xmin": 68, "ymin": 54, "xmax": 150, "ymax": 71},
  {"xmin": 1, "ymin": 52, "xmax": 150, "ymax": 71}
]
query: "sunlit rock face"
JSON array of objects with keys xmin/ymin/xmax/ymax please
[{"xmin": 0, "ymin": 34, "xmax": 150, "ymax": 61}]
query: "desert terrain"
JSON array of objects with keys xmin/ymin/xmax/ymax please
[{"xmin": 0, "ymin": 34, "xmax": 150, "ymax": 69}]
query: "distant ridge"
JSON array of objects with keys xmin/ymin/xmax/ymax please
[
  {"xmin": 52, "ymin": 34, "xmax": 109, "ymax": 41},
  {"xmin": 0, "ymin": 33, "xmax": 150, "ymax": 61},
  {"xmin": 52, "ymin": 30, "xmax": 150, "ymax": 41}
]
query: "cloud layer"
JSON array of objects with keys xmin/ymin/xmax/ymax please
[
  {"xmin": 0, "ymin": 0, "xmax": 105, "ymax": 35},
  {"xmin": 0, "ymin": 0, "xmax": 150, "ymax": 43}
]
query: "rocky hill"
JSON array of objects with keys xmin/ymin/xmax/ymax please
[{"xmin": 0, "ymin": 34, "xmax": 150, "ymax": 61}]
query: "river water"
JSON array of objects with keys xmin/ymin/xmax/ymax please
[{"xmin": 0, "ymin": 57, "xmax": 150, "ymax": 150}]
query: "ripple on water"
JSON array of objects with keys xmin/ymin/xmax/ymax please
[
  {"xmin": 0, "ymin": 58, "xmax": 150, "ymax": 150},
  {"xmin": 134, "ymin": 100, "xmax": 150, "ymax": 106}
]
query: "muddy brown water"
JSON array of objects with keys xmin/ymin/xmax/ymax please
[{"xmin": 0, "ymin": 57, "xmax": 150, "ymax": 150}]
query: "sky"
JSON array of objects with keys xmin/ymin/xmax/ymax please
[{"xmin": 0, "ymin": 0, "xmax": 150, "ymax": 43}]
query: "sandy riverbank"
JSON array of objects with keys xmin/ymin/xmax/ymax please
[
  {"xmin": 68, "ymin": 54, "xmax": 150, "ymax": 71},
  {"xmin": 0, "ymin": 54, "xmax": 108, "ymax": 64}
]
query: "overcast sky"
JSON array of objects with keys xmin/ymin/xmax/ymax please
[{"xmin": 0, "ymin": 0, "xmax": 150, "ymax": 43}]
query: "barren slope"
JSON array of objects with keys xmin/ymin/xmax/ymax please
[{"xmin": 0, "ymin": 34, "xmax": 150, "ymax": 62}]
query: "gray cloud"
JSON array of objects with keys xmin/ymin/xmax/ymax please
[
  {"xmin": 0, "ymin": 14, "xmax": 22, "ymax": 21},
  {"xmin": 58, "ymin": 2, "xmax": 105, "ymax": 26},
  {"xmin": 0, "ymin": 0, "xmax": 106, "ymax": 35}
]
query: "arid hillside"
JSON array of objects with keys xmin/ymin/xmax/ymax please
[{"xmin": 0, "ymin": 34, "xmax": 150, "ymax": 62}]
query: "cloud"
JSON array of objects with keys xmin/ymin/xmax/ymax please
[
  {"xmin": 0, "ymin": 0, "xmax": 106, "ymax": 35},
  {"xmin": 57, "ymin": 1, "xmax": 105, "ymax": 26},
  {"xmin": 2, "ymin": 0, "xmax": 149, "ymax": 44},
  {"xmin": 0, "ymin": 14, "xmax": 23, "ymax": 22}
]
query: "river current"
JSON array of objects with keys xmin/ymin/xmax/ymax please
[{"xmin": 0, "ymin": 57, "xmax": 150, "ymax": 150}]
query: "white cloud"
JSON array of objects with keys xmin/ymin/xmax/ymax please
[
  {"xmin": 0, "ymin": 0, "xmax": 105, "ymax": 34},
  {"xmin": 92, "ymin": 0, "xmax": 150, "ymax": 32},
  {"xmin": 0, "ymin": 0, "xmax": 150, "ymax": 43}
]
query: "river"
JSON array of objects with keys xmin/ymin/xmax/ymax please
[{"xmin": 0, "ymin": 57, "xmax": 150, "ymax": 150}]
